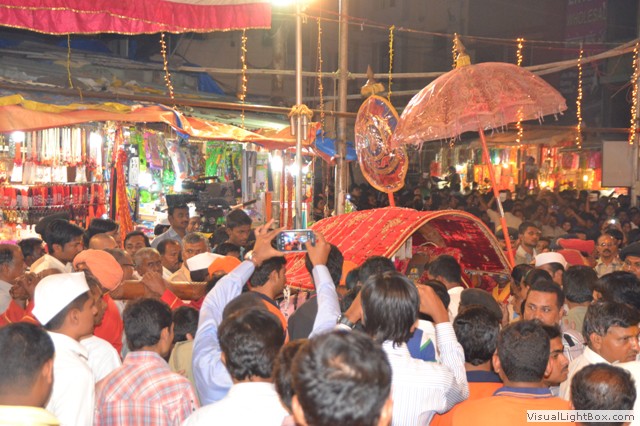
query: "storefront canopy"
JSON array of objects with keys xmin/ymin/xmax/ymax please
[
  {"xmin": 0, "ymin": 0, "xmax": 271, "ymax": 34},
  {"xmin": 0, "ymin": 93, "xmax": 319, "ymax": 149}
]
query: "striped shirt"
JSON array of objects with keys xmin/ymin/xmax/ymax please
[
  {"xmin": 382, "ymin": 322, "xmax": 469, "ymax": 426},
  {"xmin": 95, "ymin": 351, "xmax": 199, "ymax": 426}
]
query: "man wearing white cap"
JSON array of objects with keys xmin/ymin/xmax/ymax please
[
  {"xmin": 170, "ymin": 233, "xmax": 210, "ymax": 283},
  {"xmin": 186, "ymin": 252, "xmax": 222, "ymax": 282},
  {"xmin": 32, "ymin": 272, "xmax": 97, "ymax": 426},
  {"xmin": 535, "ymin": 252, "xmax": 567, "ymax": 287}
]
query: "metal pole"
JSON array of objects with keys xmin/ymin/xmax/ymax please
[
  {"xmin": 294, "ymin": 1, "xmax": 304, "ymax": 228},
  {"xmin": 335, "ymin": 0, "xmax": 349, "ymax": 216},
  {"xmin": 632, "ymin": 11, "xmax": 640, "ymax": 207}
]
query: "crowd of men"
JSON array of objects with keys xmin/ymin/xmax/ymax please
[{"xmin": 0, "ymin": 190, "xmax": 639, "ymax": 426}]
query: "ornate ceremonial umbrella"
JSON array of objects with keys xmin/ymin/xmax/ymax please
[{"xmin": 390, "ymin": 42, "xmax": 567, "ymax": 266}]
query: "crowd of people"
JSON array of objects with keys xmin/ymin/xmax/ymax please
[{"xmin": 0, "ymin": 185, "xmax": 640, "ymax": 425}]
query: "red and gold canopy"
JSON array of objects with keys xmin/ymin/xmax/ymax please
[{"xmin": 0, "ymin": 0, "xmax": 271, "ymax": 34}]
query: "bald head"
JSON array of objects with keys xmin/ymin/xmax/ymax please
[{"xmin": 89, "ymin": 233, "xmax": 118, "ymax": 250}]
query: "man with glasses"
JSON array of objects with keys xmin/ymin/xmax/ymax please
[
  {"xmin": 594, "ymin": 233, "xmax": 623, "ymax": 277},
  {"xmin": 621, "ymin": 241, "xmax": 640, "ymax": 280}
]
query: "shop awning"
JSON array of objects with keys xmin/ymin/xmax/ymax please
[
  {"xmin": 0, "ymin": 0, "xmax": 271, "ymax": 34},
  {"xmin": 0, "ymin": 93, "xmax": 320, "ymax": 149},
  {"xmin": 467, "ymin": 128, "xmax": 577, "ymax": 148}
]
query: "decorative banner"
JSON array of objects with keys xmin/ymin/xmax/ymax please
[
  {"xmin": 0, "ymin": 0, "xmax": 272, "ymax": 34},
  {"xmin": 354, "ymin": 95, "xmax": 407, "ymax": 193}
]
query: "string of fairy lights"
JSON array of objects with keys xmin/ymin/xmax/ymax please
[
  {"xmin": 515, "ymin": 37, "xmax": 525, "ymax": 145},
  {"xmin": 630, "ymin": 42, "xmax": 639, "ymax": 145},
  {"xmin": 239, "ymin": 29, "xmax": 248, "ymax": 129},
  {"xmin": 575, "ymin": 45, "xmax": 584, "ymax": 149},
  {"xmin": 316, "ymin": 17, "xmax": 325, "ymax": 131},
  {"xmin": 451, "ymin": 33, "xmax": 459, "ymax": 70},
  {"xmin": 159, "ymin": 33, "xmax": 175, "ymax": 104},
  {"xmin": 388, "ymin": 25, "xmax": 394, "ymax": 101}
]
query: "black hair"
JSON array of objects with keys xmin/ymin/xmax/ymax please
[
  {"xmin": 168, "ymin": 205, "xmax": 189, "ymax": 217},
  {"xmin": 225, "ymin": 209, "xmax": 252, "ymax": 229},
  {"xmin": 157, "ymin": 238, "xmax": 181, "ymax": 255},
  {"xmin": 605, "ymin": 228, "xmax": 624, "ymax": 246},
  {"xmin": 222, "ymin": 292, "xmax": 268, "ymax": 319},
  {"xmin": 571, "ymin": 363, "xmax": 636, "ymax": 425},
  {"xmin": 213, "ymin": 242, "xmax": 242, "ymax": 256},
  {"xmin": 292, "ymin": 330, "xmax": 392, "ymax": 426},
  {"xmin": 190, "ymin": 269, "xmax": 209, "ymax": 283},
  {"xmin": 345, "ymin": 267, "xmax": 360, "ymax": 291},
  {"xmin": 123, "ymin": 298, "xmax": 173, "ymax": 351},
  {"xmin": 518, "ymin": 221, "xmax": 539, "ymax": 235},
  {"xmin": 0, "ymin": 244, "xmax": 17, "ymax": 268},
  {"xmin": 583, "ymin": 301, "xmax": 640, "ymax": 346},
  {"xmin": 596, "ymin": 271, "xmax": 640, "ymax": 311},
  {"xmin": 454, "ymin": 305, "xmax": 500, "ymax": 366},
  {"xmin": 205, "ymin": 273, "xmax": 226, "ymax": 295},
  {"xmin": 274, "ymin": 339, "xmax": 308, "ymax": 412},
  {"xmin": 523, "ymin": 268, "xmax": 553, "ymax": 287},
  {"xmin": 541, "ymin": 262, "xmax": 565, "ymax": 274},
  {"xmin": 511, "ymin": 264, "xmax": 534, "ymax": 289},
  {"xmin": 305, "ymin": 244, "xmax": 344, "ymax": 288},
  {"xmin": 361, "ymin": 271, "xmax": 419, "ymax": 345},
  {"xmin": 0, "ymin": 323, "xmax": 54, "ymax": 394},
  {"xmin": 103, "ymin": 248, "xmax": 130, "ymax": 266},
  {"xmin": 541, "ymin": 323, "xmax": 562, "ymax": 341},
  {"xmin": 43, "ymin": 291, "xmax": 91, "ymax": 331},
  {"xmin": 154, "ymin": 224, "xmax": 170, "ymax": 236},
  {"xmin": 17, "ymin": 238, "xmax": 43, "ymax": 260},
  {"xmin": 44, "ymin": 219, "xmax": 85, "ymax": 253},
  {"xmin": 358, "ymin": 256, "xmax": 395, "ymax": 284},
  {"xmin": 526, "ymin": 280, "xmax": 565, "ymax": 308},
  {"xmin": 563, "ymin": 265, "xmax": 596, "ymax": 304},
  {"xmin": 249, "ymin": 257, "xmax": 287, "ymax": 288},
  {"xmin": 340, "ymin": 285, "xmax": 362, "ymax": 313},
  {"xmin": 172, "ymin": 306, "xmax": 199, "ymax": 343},
  {"xmin": 418, "ymin": 279, "xmax": 450, "ymax": 323},
  {"xmin": 87, "ymin": 218, "xmax": 118, "ymax": 240},
  {"xmin": 124, "ymin": 231, "xmax": 150, "ymax": 248},
  {"xmin": 218, "ymin": 308, "xmax": 285, "ymax": 381},
  {"xmin": 497, "ymin": 320, "xmax": 550, "ymax": 382},
  {"xmin": 427, "ymin": 255, "xmax": 462, "ymax": 284}
]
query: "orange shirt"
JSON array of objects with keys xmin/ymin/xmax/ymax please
[
  {"xmin": 431, "ymin": 370, "xmax": 502, "ymax": 426},
  {"xmin": 452, "ymin": 386, "xmax": 572, "ymax": 426},
  {"xmin": 0, "ymin": 300, "xmax": 38, "ymax": 327},
  {"xmin": 94, "ymin": 295, "xmax": 124, "ymax": 353}
]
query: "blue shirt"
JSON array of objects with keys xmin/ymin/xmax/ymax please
[
  {"xmin": 192, "ymin": 260, "xmax": 338, "ymax": 405},
  {"xmin": 151, "ymin": 227, "xmax": 182, "ymax": 249}
]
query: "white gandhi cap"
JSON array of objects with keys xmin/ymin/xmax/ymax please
[{"xmin": 32, "ymin": 272, "xmax": 90, "ymax": 326}]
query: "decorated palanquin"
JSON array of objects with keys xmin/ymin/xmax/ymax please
[{"xmin": 285, "ymin": 207, "xmax": 511, "ymax": 290}]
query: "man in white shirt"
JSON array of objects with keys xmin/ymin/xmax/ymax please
[
  {"xmin": 340, "ymin": 271, "xmax": 469, "ymax": 425},
  {"xmin": 151, "ymin": 205, "xmax": 189, "ymax": 249},
  {"xmin": 31, "ymin": 272, "xmax": 97, "ymax": 426},
  {"xmin": 31, "ymin": 220, "xmax": 85, "ymax": 274},
  {"xmin": 427, "ymin": 255, "xmax": 465, "ymax": 321},
  {"xmin": 559, "ymin": 301, "xmax": 640, "ymax": 399},
  {"xmin": 80, "ymin": 272, "xmax": 121, "ymax": 382},
  {"xmin": 0, "ymin": 244, "xmax": 26, "ymax": 313},
  {"xmin": 514, "ymin": 222, "xmax": 540, "ymax": 266},
  {"xmin": 184, "ymin": 308, "xmax": 288, "ymax": 426}
]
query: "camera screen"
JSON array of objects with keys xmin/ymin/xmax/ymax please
[{"xmin": 278, "ymin": 230, "xmax": 313, "ymax": 252}]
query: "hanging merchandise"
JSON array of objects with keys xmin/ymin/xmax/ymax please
[{"xmin": 166, "ymin": 139, "xmax": 189, "ymax": 182}]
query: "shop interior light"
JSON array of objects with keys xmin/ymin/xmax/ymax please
[
  {"xmin": 270, "ymin": 152, "xmax": 283, "ymax": 171},
  {"xmin": 583, "ymin": 175, "xmax": 589, "ymax": 182},
  {"xmin": 287, "ymin": 163, "xmax": 299, "ymax": 177},
  {"xmin": 455, "ymin": 164, "xmax": 464, "ymax": 172},
  {"xmin": 540, "ymin": 181, "xmax": 548, "ymax": 188},
  {"xmin": 10, "ymin": 131, "xmax": 25, "ymax": 143},
  {"xmin": 138, "ymin": 170, "xmax": 153, "ymax": 188},
  {"xmin": 89, "ymin": 132, "xmax": 102, "ymax": 149},
  {"xmin": 302, "ymin": 164, "xmax": 310, "ymax": 174}
]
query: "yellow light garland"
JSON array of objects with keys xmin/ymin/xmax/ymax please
[
  {"xmin": 239, "ymin": 29, "xmax": 248, "ymax": 129},
  {"xmin": 515, "ymin": 37, "xmax": 525, "ymax": 145},
  {"xmin": 159, "ymin": 33, "xmax": 175, "ymax": 104},
  {"xmin": 388, "ymin": 25, "xmax": 394, "ymax": 101},
  {"xmin": 452, "ymin": 33, "xmax": 459, "ymax": 70},
  {"xmin": 66, "ymin": 34, "xmax": 74, "ymax": 89},
  {"xmin": 630, "ymin": 42, "xmax": 639, "ymax": 145},
  {"xmin": 316, "ymin": 17, "xmax": 325, "ymax": 132},
  {"xmin": 576, "ymin": 46, "xmax": 583, "ymax": 148}
]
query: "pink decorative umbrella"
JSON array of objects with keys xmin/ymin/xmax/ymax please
[{"xmin": 390, "ymin": 50, "xmax": 567, "ymax": 267}]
